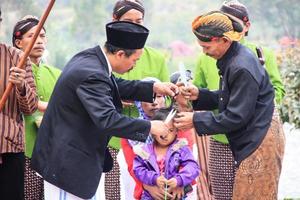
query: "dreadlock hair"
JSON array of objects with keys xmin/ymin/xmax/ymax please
[{"xmin": 113, "ymin": 0, "xmax": 145, "ymax": 20}]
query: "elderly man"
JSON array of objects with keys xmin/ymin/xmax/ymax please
[
  {"xmin": 31, "ymin": 21, "xmax": 178, "ymax": 200},
  {"xmin": 175, "ymin": 11, "xmax": 284, "ymax": 200},
  {"xmin": 0, "ymin": 8, "xmax": 38, "ymax": 200},
  {"xmin": 192, "ymin": 1, "xmax": 285, "ymax": 198}
]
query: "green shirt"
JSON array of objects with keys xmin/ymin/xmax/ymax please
[
  {"xmin": 193, "ymin": 39, "xmax": 285, "ymax": 144},
  {"xmin": 24, "ymin": 63, "xmax": 61, "ymax": 158},
  {"xmin": 108, "ymin": 46, "xmax": 170, "ymax": 149}
]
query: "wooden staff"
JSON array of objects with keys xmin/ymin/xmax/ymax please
[{"xmin": 0, "ymin": 0, "xmax": 56, "ymax": 111}]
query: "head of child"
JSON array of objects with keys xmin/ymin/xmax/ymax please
[
  {"xmin": 151, "ymin": 108, "xmax": 177, "ymax": 147},
  {"xmin": 170, "ymin": 70, "xmax": 193, "ymax": 111}
]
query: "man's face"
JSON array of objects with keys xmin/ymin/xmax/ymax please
[
  {"xmin": 114, "ymin": 49, "xmax": 143, "ymax": 74},
  {"xmin": 197, "ymin": 38, "xmax": 227, "ymax": 59},
  {"xmin": 15, "ymin": 26, "xmax": 46, "ymax": 59},
  {"xmin": 117, "ymin": 9, "xmax": 144, "ymax": 25}
]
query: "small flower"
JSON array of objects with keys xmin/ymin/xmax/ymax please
[{"xmin": 15, "ymin": 31, "xmax": 21, "ymax": 37}]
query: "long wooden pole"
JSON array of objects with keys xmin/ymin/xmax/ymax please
[{"xmin": 0, "ymin": 0, "xmax": 56, "ymax": 111}]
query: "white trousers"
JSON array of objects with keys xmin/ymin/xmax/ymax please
[{"xmin": 44, "ymin": 179, "xmax": 106, "ymax": 200}]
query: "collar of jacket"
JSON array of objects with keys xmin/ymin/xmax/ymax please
[{"xmin": 216, "ymin": 41, "xmax": 239, "ymax": 75}]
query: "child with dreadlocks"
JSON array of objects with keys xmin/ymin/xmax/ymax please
[
  {"xmin": 133, "ymin": 107, "xmax": 200, "ymax": 200},
  {"xmin": 119, "ymin": 77, "xmax": 195, "ymax": 200}
]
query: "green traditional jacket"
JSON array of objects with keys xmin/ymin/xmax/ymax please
[
  {"xmin": 108, "ymin": 46, "xmax": 170, "ymax": 149},
  {"xmin": 193, "ymin": 38, "xmax": 285, "ymax": 144},
  {"xmin": 24, "ymin": 63, "xmax": 61, "ymax": 158}
]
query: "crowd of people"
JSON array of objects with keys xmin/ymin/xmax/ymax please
[{"xmin": 0, "ymin": 0, "xmax": 285, "ymax": 200}]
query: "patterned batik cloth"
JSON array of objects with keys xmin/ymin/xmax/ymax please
[
  {"xmin": 209, "ymin": 138, "xmax": 235, "ymax": 200},
  {"xmin": 104, "ymin": 147, "xmax": 121, "ymax": 200},
  {"xmin": 233, "ymin": 112, "xmax": 285, "ymax": 200},
  {"xmin": 24, "ymin": 157, "xmax": 44, "ymax": 200},
  {"xmin": 194, "ymin": 134, "xmax": 214, "ymax": 200}
]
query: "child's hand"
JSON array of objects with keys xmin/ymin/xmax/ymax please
[
  {"xmin": 156, "ymin": 175, "xmax": 167, "ymax": 189},
  {"xmin": 166, "ymin": 178, "xmax": 177, "ymax": 189}
]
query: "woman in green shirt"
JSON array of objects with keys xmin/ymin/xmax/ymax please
[{"xmin": 13, "ymin": 16, "xmax": 61, "ymax": 200}]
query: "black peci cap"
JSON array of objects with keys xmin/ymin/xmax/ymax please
[{"xmin": 106, "ymin": 21, "xmax": 149, "ymax": 49}]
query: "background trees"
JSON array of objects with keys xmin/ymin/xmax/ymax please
[{"xmin": 1, "ymin": 0, "xmax": 299, "ymax": 126}]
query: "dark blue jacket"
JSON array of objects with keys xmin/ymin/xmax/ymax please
[
  {"xmin": 193, "ymin": 42, "xmax": 274, "ymax": 165},
  {"xmin": 31, "ymin": 46, "xmax": 154, "ymax": 199}
]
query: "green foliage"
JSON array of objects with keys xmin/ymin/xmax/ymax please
[
  {"xmin": 279, "ymin": 43, "xmax": 300, "ymax": 128},
  {"xmin": 0, "ymin": 0, "xmax": 299, "ymax": 72},
  {"xmin": 240, "ymin": 0, "xmax": 300, "ymax": 39}
]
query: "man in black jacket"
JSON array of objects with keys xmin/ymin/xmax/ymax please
[
  {"xmin": 174, "ymin": 11, "xmax": 284, "ymax": 199},
  {"xmin": 31, "ymin": 21, "xmax": 178, "ymax": 199}
]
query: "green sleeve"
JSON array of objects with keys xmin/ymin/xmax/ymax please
[
  {"xmin": 158, "ymin": 55, "xmax": 170, "ymax": 82},
  {"xmin": 263, "ymin": 48, "xmax": 285, "ymax": 104},
  {"xmin": 193, "ymin": 54, "xmax": 208, "ymax": 88}
]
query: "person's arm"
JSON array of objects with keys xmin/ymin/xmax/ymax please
[
  {"xmin": 16, "ymin": 57, "xmax": 38, "ymax": 114},
  {"xmin": 133, "ymin": 156, "xmax": 160, "ymax": 186},
  {"xmin": 76, "ymin": 76, "xmax": 151, "ymax": 141},
  {"xmin": 177, "ymin": 82, "xmax": 219, "ymax": 110},
  {"xmin": 192, "ymin": 89, "xmax": 220, "ymax": 110},
  {"xmin": 171, "ymin": 147, "xmax": 200, "ymax": 187},
  {"xmin": 116, "ymin": 77, "xmax": 154, "ymax": 102},
  {"xmin": 264, "ymin": 48, "xmax": 285, "ymax": 104},
  {"xmin": 193, "ymin": 69, "xmax": 259, "ymax": 135},
  {"xmin": 116, "ymin": 77, "xmax": 178, "ymax": 103}
]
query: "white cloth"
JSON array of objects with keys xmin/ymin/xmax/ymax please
[
  {"xmin": 44, "ymin": 180, "xmax": 104, "ymax": 200},
  {"xmin": 118, "ymin": 149, "xmax": 136, "ymax": 200}
]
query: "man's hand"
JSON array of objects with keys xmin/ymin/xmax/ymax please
[
  {"xmin": 150, "ymin": 120, "xmax": 169, "ymax": 139},
  {"xmin": 173, "ymin": 112, "xmax": 195, "ymax": 130},
  {"xmin": 177, "ymin": 82, "xmax": 199, "ymax": 100},
  {"xmin": 143, "ymin": 184, "xmax": 173, "ymax": 200},
  {"xmin": 153, "ymin": 82, "xmax": 178, "ymax": 97},
  {"xmin": 9, "ymin": 67, "xmax": 26, "ymax": 91}
]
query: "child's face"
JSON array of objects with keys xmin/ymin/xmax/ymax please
[
  {"xmin": 141, "ymin": 94, "xmax": 165, "ymax": 118},
  {"xmin": 153, "ymin": 122, "xmax": 177, "ymax": 147}
]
